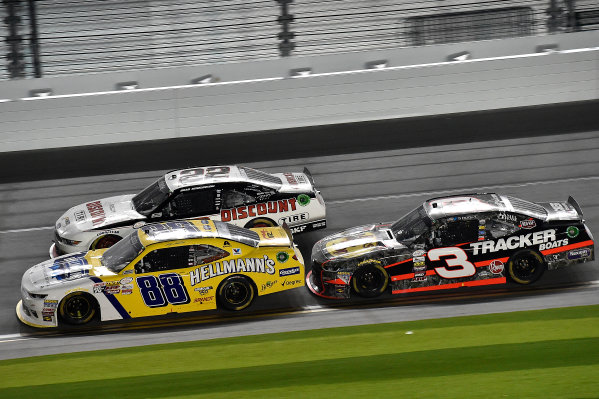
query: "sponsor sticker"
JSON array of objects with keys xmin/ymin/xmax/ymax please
[
  {"xmin": 520, "ymin": 219, "xmax": 536, "ymax": 230},
  {"xmin": 412, "ymin": 249, "xmax": 426, "ymax": 257},
  {"xmin": 133, "ymin": 221, "xmax": 146, "ymax": 229},
  {"xmin": 281, "ymin": 279, "xmax": 303, "ymax": 287},
  {"xmin": 567, "ymin": 248, "xmax": 591, "ymax": 260},
  {"xmin": 297, "ymin": 194, "xmax": 311, "ymax": 206},
  {"xmin": 194, "ymin": 296, "xmax": 215, "ymax": 304},
  {"xmin": 338, "ymin": 271, "xmax": 352, "ymax": 284},
  {"xmin": 194, "ymin": 286, "xmax": 213, "ymax": 295},
  {"xmin": 233, "ymin": 248, "xmax": 242, "ymax": 255},
  {"xmin": 277, "ymin": 252, "xmax": 289, "ymax": 263},
  {"xmin": 43, "ymin": 299, "xmax": 58, "ymax": 308},
  {"xmin": 74, "ymin": 210, "xmax": 86, "ymax": 222},
  {"xmin": 261, "ymin": 280, "xmax": 278, "ymax": 291},
  {"xmin": 489, "ymin": 260, "xmax": 505, "ymax": 274},
  {"xmin": 566, "ymin": 226, "xmax": 580, "ymax": 238},
  {"xmin": 279, "ymin": 266, "xmax": 300, "ymax": 277},
  {"xmin": 223, "ymin": 241, "xmax": 231, "ymax": 247},
  {"xmin": 120, "ymin": 277, "xmax": 133, "ymax": 284}
]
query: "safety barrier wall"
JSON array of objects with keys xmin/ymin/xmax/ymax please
[{"xmin": 0, "ymin": 31, "xmax": 597, "ymax": 153}]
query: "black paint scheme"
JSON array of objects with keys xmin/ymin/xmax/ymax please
[{"xmin": 308, "ymin": 194, "xmax": 594, "ymax": 299}]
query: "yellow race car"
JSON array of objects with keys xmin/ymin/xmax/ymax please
[{"xmin": 17, "ymin": 220, "xmax": 304, "ymax": 328}]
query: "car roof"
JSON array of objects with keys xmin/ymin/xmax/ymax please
[
  {"xmin": 163, "ymin": 165, "xmax": 283, "ymax": 192},
  {"xmin": 137, "ymin": 219, "xmax": 260, "ymax": 247},
  {"xmin": 424, "ymin": 193, "xmax": 548, "ymax": 220}
]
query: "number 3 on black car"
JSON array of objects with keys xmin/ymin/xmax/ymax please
[{"xmin": 308, "ymin": 193, "xmax": 594, "ymax": 299}]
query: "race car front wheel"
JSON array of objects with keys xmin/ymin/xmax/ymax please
[
  {"xmin": 59, "ymin": 292, "xmax": 98, "ymax": 325},
  {"xmin": 507, "ymin": 250, "xmax": 545, "ymax": 284},
  {"xmin": 91, "ymin": 234, "xmax": 121, "ymax": 250},
  {"xmin": 351, "ymin": 259, "xmax": 389, "ymax": 298},
  {"xmin": 217, "ymin": 275, "xmax": 256, "ymax": 311}
]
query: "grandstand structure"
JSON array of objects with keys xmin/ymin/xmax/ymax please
[{"xmin": 1, "ymin": 0, "xmax": 598, "ymax": 80}]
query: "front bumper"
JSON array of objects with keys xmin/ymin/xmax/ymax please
[
  {"xmin": 16, "ymin": 300, "xmax": 57, "ymax": 328},
  {"xmin": 306, "ymin": 270, "xmax": 350, "ymax": 299}
]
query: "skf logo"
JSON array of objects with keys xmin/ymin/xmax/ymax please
[{"xmin": 220, "ymin": 198, "xmax": 298, "ymax": 222}]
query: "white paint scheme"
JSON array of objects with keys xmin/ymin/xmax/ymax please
[
  {"xmin": 0, "ymin": 31, "xmax": 597, "ymax": 153},
  {"xmin": 52, "ymin": 166, "xmax": 326, "ymax": 256}
]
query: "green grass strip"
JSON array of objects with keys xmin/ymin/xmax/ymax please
[{"xmin": 1, "ymin": 305, "xmax": 598, "ymax": 398}]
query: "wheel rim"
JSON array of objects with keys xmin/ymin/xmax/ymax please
[
  {"xmin": 224, "ymin": 282, "xmax": 249, "ymax": 305},
  {"xmin": 65, "ymin": 296, "xmax": 93, "ymax": 320},
  {"xmin": 356, "ymin": 268, "xmax": 385, "ymax": 294},
  {"xmin": 512, "ymin": 254, "xmax": 539, "ymax": 281}
]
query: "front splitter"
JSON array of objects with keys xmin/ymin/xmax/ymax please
[{"xmin": 305, "ymin": 270, "xmax": 343, "ymax": 300}]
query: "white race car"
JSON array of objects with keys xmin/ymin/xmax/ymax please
[{"xmin": 51, "ymin": 165, "xmax": 326, "ymax": 257}]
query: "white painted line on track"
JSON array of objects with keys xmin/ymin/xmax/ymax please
[
  {"xmin": 0, "ymin": 333, "xmax": 33, "ymax": 344},
  {"xmin": 1, "ymin": 176, "xmax": 598, "ymax": 234},
  {"xmin": 329, "ymin": 176, "xmax": 599, "ymax": 204},
  {"xmin": 0, "ymin": 226, "xmax": 54, "ymax": 234}
]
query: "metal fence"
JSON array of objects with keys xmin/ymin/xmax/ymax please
[{"xmin": 2, "ymin": 0, "xmax": 597, "ymax": 80}]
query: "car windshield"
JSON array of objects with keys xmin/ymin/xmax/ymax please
[
  {"xmin": 101, "ymin": 232, "xmax": 145, "ymax": 273},
  {"xmin": 132, "ymin": 177, "xmax": 171, "ymax": 215},
  {"xmin": 391, "ymin": 205, "xmax": 431, "ymax": 242}
]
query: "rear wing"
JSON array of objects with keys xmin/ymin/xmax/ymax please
[{"xmin": 568, "ymin": 196, "xmax": 584, "ymax": 219}]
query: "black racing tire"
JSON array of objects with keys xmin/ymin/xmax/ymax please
[
  {"xmin": 58, "ymin": 292, "xmax": 98, "ymax": 325},
  {"xmin": 507, "ymin": 249, "xmax": 545, "ymax": 285},
  {"xmin": 245, "ymin": 218, "xmax": 277, "ymax": 228},
  {"xmin": 351, "ymin": 259, "xmax": 389, "ymax": 298},
  {"xmin": 91, "ymin": 234, "xmax": 122, "ymax": 250},
  {"xmin": 217, "ymin": 275, "xmax": 256, "ymax": 311}
]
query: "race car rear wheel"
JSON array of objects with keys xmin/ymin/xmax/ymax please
[
  {"xmin": 351, "ymin": 259, "xmax": 389, "ymax": 298},
  {"xmin": 245, "ymin": 218, "xmax": 276, "ymax": 228},
  {"xmin": 507, "ymin": 250, "xmax": 545, "ymax": 284},
  {"xmin": 59, "ymin": 292, "xmax": 98, "ymax": 325},
  {"xmin": 217, "ymin": 275, "xmax": 256, "ymax": 311},
  {"xmin": 91, "ymin": 234, "xmax": 121, "ymax": 250}
]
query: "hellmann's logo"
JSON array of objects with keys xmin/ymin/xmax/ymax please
[
  {"xmin": 470, "ymin": 229, "xmax": 568, "ymax": 255},
  {"xmin": 190, "ymin": 256, "xmax": 276, "ymax": 286},
  {"xmin": 220, "ymin": 198, "xmax": 298, "ymax": 222}
]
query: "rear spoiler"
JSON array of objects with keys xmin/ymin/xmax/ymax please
[
  {"xmin": 303, "ymin": 167, "xmax": 316, "ymax": 187},
  {"xmin": 568, "ymin": 196, "xmax": 584, "ymax": 218}
]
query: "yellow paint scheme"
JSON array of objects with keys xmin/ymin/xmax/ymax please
[{"xmin": 80, "ymin": 223, "xmax": 304, "ymax": 320}]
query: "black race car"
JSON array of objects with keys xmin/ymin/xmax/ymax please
[{"xmin": 307, "ymin": 193, "xmax": 594, "ymax": 299}]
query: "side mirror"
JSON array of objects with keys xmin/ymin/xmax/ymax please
[{"xmin": 433, "ymin": 237, "xmax": 443, "ymax": 247}]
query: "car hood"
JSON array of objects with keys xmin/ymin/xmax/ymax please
[
  {"xmin": 56, "ymin": 194, "xmax": 145, "ymax": 236},
  {"xmin": 26, "ymin": 253, "xmax": 94, "ymax": 290},
  {"xmin": 312, "ymin": 223, "xmax": 405, "ymax": 263}
]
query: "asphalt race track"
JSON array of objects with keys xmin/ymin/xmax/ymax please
[{"xmin": 0, "ymin": 116, "xmax": 598, "ymax": 359}]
